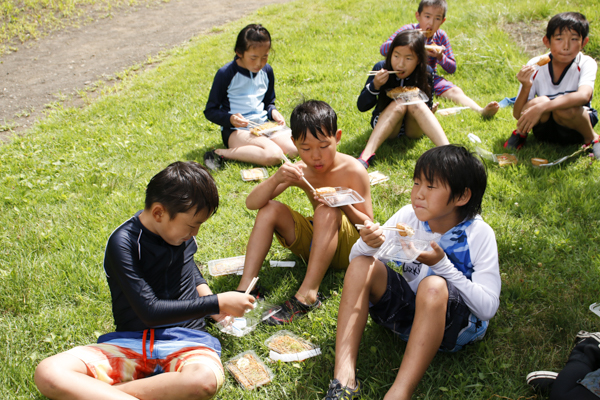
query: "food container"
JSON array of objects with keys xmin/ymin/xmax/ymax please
[
  {"xmin": 375, "ymin": 229, "xmax": 442, "ymax": 263},
  {"xmin": 207, "ymin": 255, "xmax": 245, "ymax": 276},
  {"xmin": 241, "ymin": 168, "xmax": 269, "ymax": 181},
  {"xmin": 269, "ymin": 260, "xmax": 295, "ymax": 268},
  {"xmin": 319, "ymin": 187, "xmax": 365, "ymax": 207},
  {"xmin": 265, "ymin": 330, "xmax": 321, "ymax": 362},
  {"xmin": 368, "ymin": 171, "xmax": 389, "ymax": 186},
  {"xmin": 264, "ymin": 126, "xmax": 291, "ymax": 139},
  {"xmin": 386, "ymin": 87, "xmax": 429, "ymax": 106},
  {"xmin": 590, "ymin": 303, "xmax": 600, "ymax": 318},
  {"xmin": 218, "ymin": 302, "xmax": 281, "ymax": 337},
  {"xmin": 475, "ymin": 147, "xmax": 518, "ymax": 167},
  {"xmin": 224, "ymin": 350, "xmax": 274, "ymax": 390}
]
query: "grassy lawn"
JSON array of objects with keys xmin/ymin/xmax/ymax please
[{"xmin": 1, "ymin": 0, "xmax": 600, "ymax": 398}]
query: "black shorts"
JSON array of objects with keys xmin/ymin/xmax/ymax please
[
  {"xmin": 221, "ymin": 127, "xmax": 237, "ymax": 148},
  {"xmin": 532, "ymin": 108, "xmax": 599, "ymax": 145},
  {"xmin": 368, "ymin": 265, "xmax": 471, "ymax": 351}
]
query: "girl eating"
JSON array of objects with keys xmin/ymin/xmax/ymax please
[
  {"xmin": 203, "ymin": 24, "xmax": 297, "ymax": 170},
  {"xmin": 357, "ymin": 30, "xmax": 449, "ymax": 168}
]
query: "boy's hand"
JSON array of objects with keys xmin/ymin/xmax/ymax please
[
  {"xmin": 360, "ymin": 220, "xmax": 386, "ymax": 248},
  {"xmin": 416, "ymin": 241, "xmax": 446, "ymax": 266},
  {"xmin": 373, "ymin": 69, "xmax": 389, "ymax": 91},
  {"xmin": 517, "ymin": 105, "xmax": 544, "ymax": 134},
  {"xmin": 216, "ymin": 292, "xmax": 256, "ymax": 318},
  {"xmin": 516, "ymin": 65, "xmax": 535, "ymax": 86},
  {"xmin": 276, "ymin": 160, "xmax": 306, "ymax": 185},
  {"xmin": 230, "ymin": 113, "xmax": 249, "ymax": 128},
  {"xmin": 271, "ymin": 110, "xmax": 286, "ymax": 126}
]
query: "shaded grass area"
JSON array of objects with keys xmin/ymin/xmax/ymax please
[
  {"xmin": 0, "ymin": 0, "xmax": 161, "ymax": 55},
  {"xmin": 1, "ymin": 0, "xmax": 600, "ymax": 398}
]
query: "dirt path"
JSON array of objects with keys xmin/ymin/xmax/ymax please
[{"xmin": 0, "ymin": 0, "xmax": 293, "ymax": 141}]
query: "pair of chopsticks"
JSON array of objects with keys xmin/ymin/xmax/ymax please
[
  {"xmin": 367, "ymin": 70, "xmax": 400, "ymax": 76},
  {"xmin": 355, "ymin": 224, "xmax": 402, "ymax": 232},
  {"xmin": 222, "ymin": 276, "xmax": 259, "ymax": 325},
  {"xmin": 245, "ymin": 120, "xmax": 261, "ymax": 128},
  {"xmin": 280, "ymin": 154, "xmax": 317, "ymax": 193}
]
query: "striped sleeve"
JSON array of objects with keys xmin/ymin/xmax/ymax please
[{"xmin": 380, "ymin": 23, "xmax": 418, "ymax": 57}]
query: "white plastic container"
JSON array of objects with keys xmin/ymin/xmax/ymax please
[
  {"xmin": 376, "ymin": 229, "xmax": 442, "ymax": 263},
  {"xmin": 265, "ymin": 330, "xmax": 321, "ymax": 362},
  {"xmin": 218, "ymin": 302, "xmax": 281, "ymax": 337},
  {"xmin": 207, "ymin": 255, "xmax": 245, "ymax": 276},
  {"xmin": 319, "ymin": 187, "xmax": 365, "ymax": 207},
  {"xmin": 386, "ymin": 87, "xmax": 429, "ymax": 106},
  {"xmin": 368, "ymin": 171, "xmax": 389, "ymax": 186},
  {"xmin": 224, "ymin": 350, "xmax": 274, "ymax": 390},
  {"xmin": 241, "ymin": 168, "xmax": 268, "ymax": 181}
]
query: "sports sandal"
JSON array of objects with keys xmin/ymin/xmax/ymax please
[
  {"xmin": 357, "ymin": 151, "xmax": 375, "ymax": 169},
  {"xmin": 263, "ymin": 294, "xmax": 323, "ymax": 325},
  {"xmin": 575, "ymin": 330, "xmax": 600, "ymax": 346},
  {"xmin": 504, "ymin": 130, "xmax": 527, "ymax": 150},
  {"xmin": 324, "ymin": 378, "xmax": 362, "ymax": 400},
  {"xmin": 591, "ymin": 140, "xmax": 600, "ymax": 160},
  {"xmin": 203, "ymin": 150, "xmax": 225, "ymax": 171},
  {"xmin": 526, "ymin": 371, "xmax": 557, "ymax": 394}
]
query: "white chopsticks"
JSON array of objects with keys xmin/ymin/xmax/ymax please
[
  {"xmin": 280, "ymin": 154, "xmax": 316, "ymax": 193},
  {"xmin": 355, "ymin": 224, "xmax": 402, "ymax": 232},
  {"xmin": 367, "ymin": 70, "xmax": 400, "ymax": 76}
]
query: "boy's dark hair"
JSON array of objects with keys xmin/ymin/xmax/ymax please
[
  {"xmin": 145, "ymin": 161, "xmax": 219, "ymax": 219},
  {"xmin": 418, "ymin": 0, "xmax": 447, "ymax": 18},
  {"xmin": 546, "ymin": 12, "xmax": 589, "ymax": 41},
  {"xmin": 413, "ymin": 145, "xmax": 487, "ymax": 221},
  {"xmin": 379, "ymin": 30, "xmax": 430, "ymax": 110},
  {"xmin": 234, "ymin": 24, "xmax": 272, "ymax": 54},
  {"xmin": 290, "ymin": 100, "xmax": 338, "ymax": 141}
]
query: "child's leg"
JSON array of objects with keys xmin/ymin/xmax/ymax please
[
  {"xmin": 236, "ymin": 201, "xmax": 296, "ymax": 292},
  {"xmin": 270, "ymin": 134, "xmax": 299, "ymax": 158},
  {"xmin": 384, "ymin": 276, "xmax": 448, "ymax": 400},
  {"xmin": 215, "ymin": 131, "xmax": 286, "ymax": 166},
  {"xmin": 295, "ymin": 204, "xmax": 343, "ymax": 305},
  {"xmin": 440, "ymin": 87, "xmax": 499, "ymax": 117},
  {"xmin": 36, "ymin": 352, "xmax": 220, "ymax": 400},
  {"xmin": 359, "ymin": 102, "xmax": 407, "ymax": 160},
  {"xmin": 552, "ymin": 107, "xmax": 599, "ymax": 144},
  {"xmin": 404, "ymin": 102, "xmax": 450, "ymax": 146},
  {"xmin": 333, "ymin": 256, "xmax": 389, "ymax": 388}
]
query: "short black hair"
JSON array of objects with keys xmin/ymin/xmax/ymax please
[
  {"xmin": 413, "ymin": 145, "xmax": 487, "ymax": 221},
  {"xmin": 145, "ymin": 161, "xmax": 219, "ymax": 219},
  {"xmin": 290, "ymin": 100, "xmax": 338, "ymax": 142},
  {"xmin": 418, "ymin": 0, "xmax": 447, "ymax": 18},
  {"xmin": 234, "ymin": 24, "xmax": 272, "ymax": 54},
  {"xmin": 546, "ymin": 12, "xmax": 589, "ymax": 41}
]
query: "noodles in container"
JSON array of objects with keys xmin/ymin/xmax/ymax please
[
  {"xmin": 386, "ymin": 86, "xmax": 429, "ymax": 106},
  {"xmin": 264, "ymin": 330, "xmax": 321, "ymax": 362},
  {"xmin": 225, "ymin": 350, "xmax": 274, "ymax": 390}
]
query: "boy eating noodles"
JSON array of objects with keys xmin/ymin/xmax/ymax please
[
  {"xmin": 325, "ymin": 145, "xmax": 500, "ymax": 400},
  {"xmin": 236, "ymin": 100, "xmax": 373, "ymax": 325},
  {"xmin": 379, "ymin": 0, "xmax": 499, "ymax": 118},
  {"xmin": 504, "ymin": 12, "xmax": 600, "ymax": 158},
  {"xmin": 35, "ymin": 161, "xmax": 255, "ymax": 400}
]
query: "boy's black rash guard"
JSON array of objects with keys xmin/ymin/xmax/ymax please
[{"xmin": 103, "ymin": 211, "xmax": 220, "ymax": 332}]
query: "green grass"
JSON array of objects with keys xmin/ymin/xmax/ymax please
[{"xmin": 1, "ymin": 0, "xmax": 600, "ymax": 398}]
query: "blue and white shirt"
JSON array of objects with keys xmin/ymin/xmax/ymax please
[
  {"xmin": 349, "ymin": 204, "xmax": 501, "ymax": 322},
  {"xmin": 204, "ymin": 57, "xmax": 277, "ymax": 129}
]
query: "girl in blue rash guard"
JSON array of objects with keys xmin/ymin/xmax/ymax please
[{"xmin": 203, "ymin": 24, "xmax": 298, "ymax": 169}]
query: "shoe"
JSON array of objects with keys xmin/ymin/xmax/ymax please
[
  {"xmin": 324, "ymin": 378, "xmax": 362, "ymax": 400},
  {"xmin": 504, "ymin": 130, "xmax": 527, "ymax": 150},
  {"xmin": 526, "ymin": 371, "xmax": 557, "ymax": 394},
  {"xmin": 357, "ymin": 151, "xmax": 375, "ymax": 169},
  {"xmin": 203, "ymin": 150, "xmax": 224, "ymax": 171},
  {"xmin": 263, "ymin": 294, "xmax": 323, "ymax": 325},
  {"xmin": 591, "ymin": 140, "xmax": 600, "ymax": 160},
  {"xmin": 575, "ymin": 330, "xmax": 600, "ymax": 346},
  {"xmin": 236, "ymin": 284, "xmax": 268, "ymax": 301}
]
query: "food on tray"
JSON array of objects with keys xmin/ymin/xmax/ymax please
[
  {"xmin": 267, "ymin": 334, "xmax": 314, "ymax": 354},
  {"xmin": 387, "ymin": 86, "xmax": 421, "ymax": 99},
  {"xmin": 536, "ymin": 55, "xmax": 551, "ymax": 66},
  {"xmin": 210, "ymin": 258, "xmax": 244, "ymax": 275},
  {"xmin": 424, "ymin": 44, "xmax": 445, "ymax": 52},
  {"xmin": 226, "ymin": 353, "xmax": 272, "ymax": 389},
  {"xmin": 315, "ymin": 186, "xmax": 337, "ymax": 196},
  {"xmin": 250, "ymin": 121, "xmax": 279, "ymax": 136},
  {"xmin": 368, "ymin": 171, "xmax": 389, "ymax": 185},
  {"xmin": 496, "ymin": 154, "xmax": 518, "ymax": 167},
  {"xmin": 396, "ymin": 222, "xmax": 415, "ymax": 237},
  {"xmin": 531, "ymin": 157, "xmax": 548, "ymax": 166},
  {"xmin": 241, "ymin": 168, "xmax": 267, "ymax": 181}
]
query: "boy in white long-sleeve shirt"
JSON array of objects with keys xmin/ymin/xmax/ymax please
[{"xmin": 324, "ymin": 145, "xmax": 500, "ymax": 400}]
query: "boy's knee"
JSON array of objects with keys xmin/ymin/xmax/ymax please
[
  {"xmin": 256, "ymin": 200, "xmax": 285, "ymax": 220},
  {"xmin": 417, "ymin": 276, "xmax": 449, "ymax": 305},
  {"xmin": 553, "ymin": 107, "xmax": 583, "ymax": 124},
  {"xmin": 313, "ymin": 203, "xmax": 342, "ymax": 224},
  {"xmin": 181, "ymin": 365, "xmax": 220, "ymax": 400}
]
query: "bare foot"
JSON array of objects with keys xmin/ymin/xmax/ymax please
[
  {"xmin": 431, "ymin": 102, "xmax": 439, "ymax": 114},
  {"xmin": 481, "ymin": 101, "xmax": 499, "ymax": 118}
]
